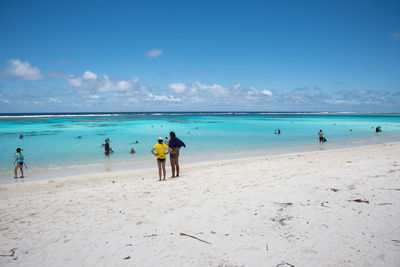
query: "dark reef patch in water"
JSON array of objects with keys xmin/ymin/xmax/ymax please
[
  {"xmin": 167, "ymin": 119, "xmax": 220, "ymax": 124},
  {"xmin": 0, "ymin": 132, "xmax": 17, "ymax": 136},
  {"xmin": 22, "ymin": 130, "xmax": 63, "ymax": 136},
  {"xmin": 76, "ymin": 123, "xmax": 119, "ymax": 127},
  {"xmin": 70, "ymin": 118, "xmax": 134, "ymax": 123},
  {"xmin": 52, "ymin": 124, "xmax": 68, "ymax": 128}
]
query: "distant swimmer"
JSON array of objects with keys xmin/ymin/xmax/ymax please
[
  {"xmin": 135, "ymin": 140, "xmax": 139, "ymax": 144},
  {"xmin": 169, "ymin": 131, "xmax": 186, "ymax": 178},
  {"xmin": 19, "ymin": 134, "xmax": 24, "ymax": 139},
  {"xmin": 14, "ymin": 148, "xmax": 25, "ymax": 178},
  {"xmin": 151, "ymin": 137, "xmax": 170, "ymax": 181},
  {"xmin": 77, "ymin": 136, "xmax": 82, "ymax": 139},
  {"xmin": 165, "ymin": 137, "xmax": 169, "ymax": 146},
  {"xmin": 375, "ymin": 126, "xmax": 382, "ymax": 133},
  {"xmin": 349, "ymin": 129, "xmax": 352, "ymax": 132},
  {"xmin": 130, "ymin": 148, "xmax": 136, "ymax": 154},
  {"xmin": 103, "ymin": 138, "xmax": 113, "ymax": 155},
  {"xmin": 274, "ymin": 129, "xmax": 281, "ymax": 134},
  {"xmin": 318, "ymin": 130, "xmax": 327, "ymax": 143}
]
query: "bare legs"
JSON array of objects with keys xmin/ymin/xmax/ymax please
[
  {"xmin": 157, "ymin": 159, "xmax": 166, "ymax": 181},
  {"xmin": 170, "ymin": 157, "xmax": 180, "ymax": 177},
  {"xmin": 14, "ymin": 164, "xmax": 24, "ymax": 178}
]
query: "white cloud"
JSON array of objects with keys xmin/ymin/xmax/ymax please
[
  {"xmin": 391, "ymin": 30, "xmax": 400, "ymax": 39},
  {"xmin": 126, "ymin": 97, "xmax": 138, "ymax": 103},
  {"xmin": 0, "ymin": 98, "xmax": 10, "ymax": 104},
  {"xmin": 233, "ymin": 83, "xmax": 242, "ymax": 90},
  {"xmin": 261, "ymin": 90, "xmax": 273, "ymax": 96},
  {"xmin": 64, "ymin": 72, "xmax": 134, "ymax": 92},
  {"xmin": 67, "ymin": 76, "xmax": 85, "ymax": 88},
  {"xmin": 147, "ymin": 93, "xmax": 181, "ymax": 102},
  {"xmin": 147, "ymin": 48, "xmax": 163, "ymax": 58},
  {"xmin": 97, "ymin": 77, "xmax": 132, "ymax": 92},
  {"xmin": 48, "ymin": 97, "xmax": 61, "ymax": 103},
  {"xmin": 88, "ymin": 94, "xmax": 100, "ymax": 99},
  {"xmin": 131, "ymin": 76, "xmax": 139, "ymax": 83},
  {"xmin": 169, "ymin": 82, "xmax": 187, "ymax": 93},
  {"xmin": 194, "ymin": 81, "xmax": 230, "ymax": 97},
  {"xmin": 83, "ymin": 70, "xmax": 97, "ymax": 80},
  {"xmin": 1, "ymin": 59, "xmax": 43, "ymax": 80}
]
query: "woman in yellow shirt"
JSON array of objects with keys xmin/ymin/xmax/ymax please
[{"xmin": 150, "ymin": 137, "xmax": 171, "ymax": 181}]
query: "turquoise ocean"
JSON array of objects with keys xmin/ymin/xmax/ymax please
[{"xmin": 1, "ymin": 112, "xmax": 400, "ymax": 184}]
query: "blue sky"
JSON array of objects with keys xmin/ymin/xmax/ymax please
[{"xmin": 0, "ymin": 0, "xmax": 399, "ymax": 112}]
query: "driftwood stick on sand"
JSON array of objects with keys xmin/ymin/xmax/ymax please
[
  {"xmin": 349, "ymin": 199, "xmax": 369, "ymax": 204},
  {"xmin": 276, "ymin": 262, "xmax": 295, "ymax": 267},
  {"xmin": 0, "ymin": 248, "xmax": 16, "ymax": 257},
  {"xmin": 180, "ymin": 232, "xmax": 212, "ymax": 244},
  {"xmin": 143, "ymin": 234, "xmax": 158, "ymax": 238},
  {"xmin": 272, "ymin": 202, "xmax": 293, "ymax": 207}
]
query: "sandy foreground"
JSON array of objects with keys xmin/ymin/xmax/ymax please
[{"xmin": 0, "ymin": 143, "xmax": 399, "ymax": 267}]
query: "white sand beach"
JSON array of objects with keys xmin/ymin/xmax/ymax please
[{"xmin": 0, "ymin": 143, "xmax": 399, "ymax": 266}]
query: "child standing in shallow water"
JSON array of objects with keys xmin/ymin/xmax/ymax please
[
  {"xmin": 151, "ymin": 137, "xmax": 170, "ymax": 181},
  {"xmin": 14, "ymin": 148, "xmax": 24, "ymax": 178}
]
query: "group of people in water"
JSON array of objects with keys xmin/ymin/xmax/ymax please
[{"xmin": 13, "ymin": 125, "xmax": 385, "ymax": 180}]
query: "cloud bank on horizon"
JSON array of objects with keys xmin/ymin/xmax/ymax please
[{"xmin": 0, "ymin": 1, "xmax": 399, "ymax": 112}]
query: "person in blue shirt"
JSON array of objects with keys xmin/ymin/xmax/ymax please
[
  {"xmin": 168, "ymin": 131, "xmax": 186, "ymax": 177},
  {"xmin": 14, "ymin": 148, "xmax": 24, "ymax": 178}
]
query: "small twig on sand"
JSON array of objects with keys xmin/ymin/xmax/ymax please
[
  {"xmin": 180, "ymin": 232, "xmax": 211, "ymax": 244},
  {"xmin": 143, "ymin": 234, "xmax": 157, "ymax": 238},
  {"xmin": 0, "ymin": 248, "xmax": 16, "ymax": 257},
  {"xmin": 377, "ymin": 203, "xmax": 392, "ymax": 205},
  {"xmin": 272, "ymin": 202, "xmax": 293, "ymax": 207},
  {"xmin": 330, "ymin": 188, "xmax": 339, "ymax": 192},
  {"xmin": 349, "ymin": 199, "xmax": 369, "ymax": 204},
  {"xmin": 321, "ymin": 202, "xmax": 331, "ymax": 208},
  {"xmin": 124, "ymin": 256, "xmax": 130, "ymax": 260},
  {"xmin": 276, "ymin": 262, "xmax": 295, "ymax": 267},
  {"xmin": 385, "ymin": 188, "xmax": 400, "ymax": 191}
]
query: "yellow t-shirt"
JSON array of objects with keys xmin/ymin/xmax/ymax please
[{"xmin": 153, "ymin": 143, "xmax": 169, "ymax": 159}]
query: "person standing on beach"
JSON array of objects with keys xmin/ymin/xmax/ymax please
[
  {"xmin": 318, "ymin": 130, "xmax": 324, "ymax": 142},
  {"xmin": 14, "ymin": 148, "xmax": 24, "ymax": 178},
  {"xmin": 151, "ymin": 137, "xmax": 170, "ymax": 181},
  {"xmin": 168, "ymin": 131, "xmax": 186, "ymax": 177}
]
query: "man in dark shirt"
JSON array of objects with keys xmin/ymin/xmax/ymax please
[
  {"xmin": 168, "ymin": 131, "xmax": 186, "ymax": 177},
  {"xmin": 104, "ymin": 138, "xmax": 111, "ymax": 155}
]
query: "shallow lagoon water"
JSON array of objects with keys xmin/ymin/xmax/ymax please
[{"xmin": 1, "ymin": 112, "xmax": 400, "ymax": 183}]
